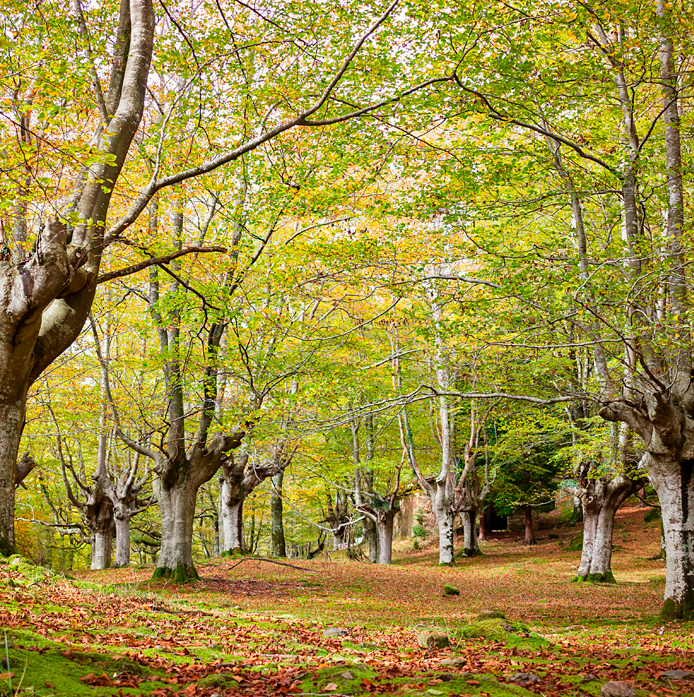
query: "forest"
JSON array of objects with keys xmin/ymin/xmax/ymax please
[{"xmin": 0, "ymin": 0, "xmax": 693, "ymax": 695}]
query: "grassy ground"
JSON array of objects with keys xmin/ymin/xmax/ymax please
[{"xmin": 0, "ymin": 505, "xmax": 692, "ymax": 697}]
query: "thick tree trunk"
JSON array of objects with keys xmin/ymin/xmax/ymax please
[
  {"xmin": 153, "ymin": 479, "xmax": 200, "ymax": 582},
  {"xmin": 648, "ymin": 455, "xmax": 694, "ymax": 619},
  {"xmin": 478, "ymin": 510, "xmax": 488, "ymax": 542},
  {"xmin": 91, "ymin": 529, "xmax": 113, "ymax": 570},
  {"xmin": 375, "ymin": 513, "xmax": 395, "ymax": 565},
  {"xmin": 574, "ymin": 474, "xmax": 639, "ymax": 583},
  {"xmin": 270, "ymin": 471, "xmax": 286, "ymax": 557},
  {"xmin": 462, "ymin": 509, "xmax": 481, "ymax": 556},
  {"xmin": 433, "ymin": 504, "xmax": 455, "ymax": 565},
  {"xmin": 0, "ymin": 401, "xmax": 26, "ymax": 555},
  {"xmin": 221, "ymin": 490, "xmax": 244, "ymax": 553},
  {"xmin": 114, "ymin": 516, "xmax": 131, "ymax": 568},
  {"xmin": 523, "ymin": 506, "xmax": 536, "ymax": 546},
  {"xmin": 365, "ymin": 517, "xmax": 378, "ymax": 562}
]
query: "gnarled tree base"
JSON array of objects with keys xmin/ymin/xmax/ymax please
[{"xmin": 152, "ymin": 563, "xmax": 200, "ymax": 584}]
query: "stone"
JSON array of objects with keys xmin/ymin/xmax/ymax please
[
  {"xmin": 509, "ymin": 673, "xmax": 541, "ymax": 686},
  {"xmin": 417, "ymin": 631, "xmax": 450, "ymax": 649},
  {"xmin": 478, "ymin": 609, "xmax": 505, "ymax": 620},
  {"xmin": 501, "ymin": 622, "xmax": 519, "ymax": 633},
  {"xmin": 601, "ymin": 680, "xmax": 636, "ymax": 697},
  {"xmin": 440, "ymin": 658, "xmax": 467, "ymax": 668},
  {"xmin": 443, "ymin": 583, "xmax": 460, "ymax": 596},
  {"xmin": 438, "ymin": 673, "xmax": 453, "ymax": 682},
  {"xmin": 659, "ymin": 670, "xmax": 694, "ymax": 681},
  {"xmin": 580, "ymin": 674, "xmax": 599, "ymax": 683},
  {"xmin": 323, "ymin": 628, "xmax": 349, "ymax": 638},
  {"xmin": 339, "ymin": 671, "xmax": 354, "ymax": 680}
]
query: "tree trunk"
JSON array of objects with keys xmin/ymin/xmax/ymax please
[
  {"xmin": 365, "ymin": 517, "xmax": 378, "ymax": 562},
  {"xmin": 523, "ymin": 506, "xmax": 536, "ymax": 546},
  {"xmin": 221, "ymin": 492, "xmax": 244, "ymax": 553},
  {"xmin": 574, "ymin": 474, "xmax": 639, "ymax": 583},
  {"xmin": 375, "ymin": 512, "xmax": 395, "ymax": 565},
  {"xmin": 434, "ymin": 503, "xmax": 455, "ymax": 565},
  {"xmin": 114, "ymin": 516, "xmax": 131, "ymax": 568},
  {"xmin": 478, "ymin": 509, "xmax": 488, "ymax": 542},
  {"xmin": 153, "ymin": 479, "xmax": 200, "ymax": 582},
  {"xmin": 648, "ymin": 455, "xmax": 694, "ymax": 619},
  {"xmin": 91, "ymin": 529, "xmax": 113, "ymax": 570},
  {"xmin": 270, "ymin": 471, "xmax": 286, "ymax": 557},
  {"xmin": 0, "ymin": 401, "xmax": 26, "ymax": 555},
  {"xmin": 462, "ymin": 509, "xmax": 481, "ymax": 557}
]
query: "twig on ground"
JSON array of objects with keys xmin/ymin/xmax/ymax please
[{"xmin": 218, "ymin": 557, "xmax": 315, "ymax": 572}]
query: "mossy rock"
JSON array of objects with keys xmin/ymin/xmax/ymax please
[
  {"xmin": 566, "ymin": 533, "xmax": 583, "ymax": 551},
  {"xmin": 457, "ymin": 618, "xmax": 549, "ymax": 649},
  {"xmin": 443, "ymin": 583, "xmax": 460, "ymax": 596}
]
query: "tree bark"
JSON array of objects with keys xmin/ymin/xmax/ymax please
[
  {"xmin": 523, "ymin": 506, "xmax": 536, "ymax": 546},
  {"xmin": 0, "ymin": 402, "xmax": 24, "ymax": 555},
  {"xmin": 575, "ymin": 472, "xmax": 640, "ymax": 583},
  {"xmin": 222, "ymin": 496, "xmax": 244, "ymax": 553},
  {"xmin": 462, "ymin": 509, "xmax": 481, "ymax": 557},
  {"xmin": 434, "ymin": 504, "xmax": 455, "ymax": 565},
  {"xmin": 375, "ymin": 511, "xmax": 395, "ymax": 564},
  {"xmin": 270, "ymin": 471, "xmax": 286, "ymax": 557},
  {"xmin": 91, "ymin": 528, "xmax": 113, "ymax": 570},
  {"xmin": 153, "ymin": 478, "xmax": 199, "ymax": 582},
  {"xmin": 365, "ymin": 517, "xmax": 378, "ymax": 562},
  {"xmin": 114, "ymin": 515, "xmax": 131, "ymax": 568},
  {"xmin": 648, "ymin": 455, "xmax": 694, "ymax": 619},
  {"xmin": 478, "ymin": 509, "xmax": 488, "ymax": 542}
]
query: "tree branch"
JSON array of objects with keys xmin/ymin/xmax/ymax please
[{"xmin": 97, "ymin": 245, "xmax": 226, "ymax": 284}]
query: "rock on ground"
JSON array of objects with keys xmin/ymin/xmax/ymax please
[
  {"xmin": 440, "ymin": 658, "xmax": 467, "ymax": 668},
  {"xmin": 478, "ymin": 609, "xmax": 505, "ymax": 619},
  {"xmin": 323, "ymin": 628, "xmax": 350, "ymax": 638},
  {"xmin": 601, "ymin": 680, "xmax": 636, "ymax": 697},
  {"xmin": 659, "ymin": 670, "xmax": 694, "ymax": 681},
  {"xmin": 417, "ymin": 631, "xmax": 450, "ymax": 649},
  {"xmin": 509, "ymin": 672, "xmax": 541, "ymax": 686}
]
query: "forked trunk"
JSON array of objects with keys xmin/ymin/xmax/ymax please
[
  {"xmin": 523, "ymin": 506, "xmax": 536, "ymax": 546},
  {"xmin": 114, "ymin": 516, "xmax": 131, "ymax": 568},
  {"xmin": 91, "ymin": 529, "xmax": 113, "ymax": 570},
  {"xmin": 648, "ymin": 455, "xmax": 694, "ymax": 619},
  {"xmin": 462, "ymin": 509, "xmax": 481, "ymax": 557},
  {"xmin": 365, "ymin": 517, "xmax": 378, "ymax": 563},
  {"xmin": 575, "ymin": 474, "xmax": 638, "ymax": 583},
  {"xmin": 153, "ymin": 479, "xmax": 200, "ymax": 582}
]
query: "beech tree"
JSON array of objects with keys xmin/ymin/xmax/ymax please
[{"xmin": 0, "ymin": 0, "xmax": 452, "ymax": 558}]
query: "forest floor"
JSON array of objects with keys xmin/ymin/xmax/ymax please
[{"xmin": 0, "ymin": 505, "xmax": 693, "ymax": 697}]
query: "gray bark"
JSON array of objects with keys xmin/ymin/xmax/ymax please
[
  {"xmin": 0, "ymin": 0, "xmax": 154, "ymax": 555},
  {"xmin": 365, "ymin": 517, "xmax": 378, "ymax": 562},
  {"xmin": 376, "ymin": 512, "xmax": 395, "ymax": 565},
  {"xmin": 575, "ymin": 470, "xmax": 641, "ymax": 583},
  {"xmin": 270, "ymin": 471, "xmax": 286, "ymax": 557},
  {"xmin": 91, "ymin": 528, "xmax": 113, "ymax": 570},
  {"xmin": 114, "ymin": 515, "xmax": 131, "ymax": 568},
  {"xmin": 462, "ymin": 509, "xmax": 480, "ymax": 557}
]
